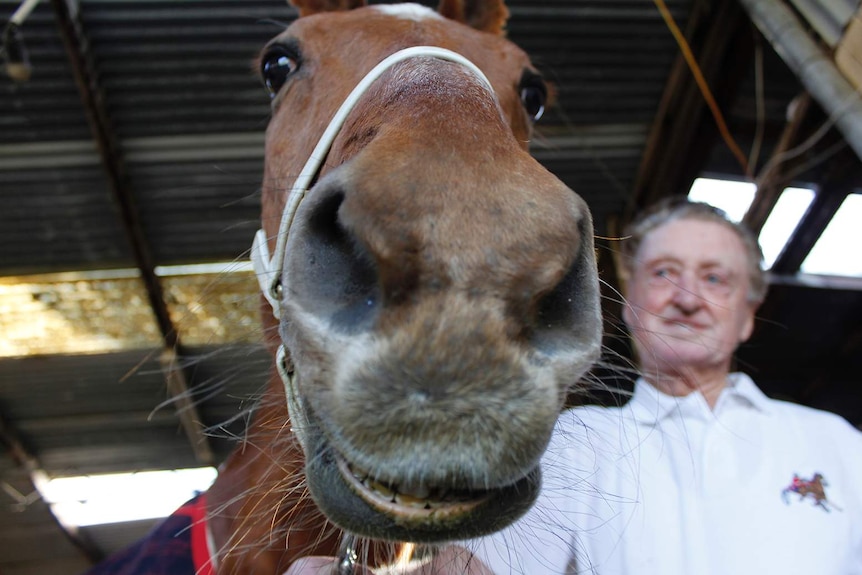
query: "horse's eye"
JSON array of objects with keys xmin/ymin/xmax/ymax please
[
  {"xmin": 519, "ymin": 71, "xmax": 547, "ymax": 122},
  {"xmin": 261, "ymin": 45, "xmax": 300, "ymax": 98}
]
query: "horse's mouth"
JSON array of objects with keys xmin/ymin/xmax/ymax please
[
  {"xmin": 336, "ymin": 457, "xmax": 491, "ymax": 521},
  {"xmin": 298, "ymin": 395, "xmax": 540, "ymax": 542}
]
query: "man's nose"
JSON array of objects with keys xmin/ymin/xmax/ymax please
[{"xmin": 670, "ymin": 272, "xmax": 703, "ymax": 312}]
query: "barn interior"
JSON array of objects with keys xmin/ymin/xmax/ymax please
[{"xmin": 1, "ymin": 0, "xmax": 861, "ymax": 572}]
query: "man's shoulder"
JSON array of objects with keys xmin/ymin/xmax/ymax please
[
  {"xmin": 560, "ymin": 403, "xmax": 630, "ymax": 432},
  {"xmin": 767, "ymin": 395, "xmax": 862, "ymax": 442},
  {"xmin": 769, "ymin": 395, "xmax": 854, "ymax": 423}
]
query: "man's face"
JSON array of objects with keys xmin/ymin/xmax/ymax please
[{"xmin": 623, "ymin": 217, "xmax": 757, "ymax": 375}]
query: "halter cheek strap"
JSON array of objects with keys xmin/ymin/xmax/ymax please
[{"xmin": 250, "ymin": 46, "xmax": 494, "ymax": 320}]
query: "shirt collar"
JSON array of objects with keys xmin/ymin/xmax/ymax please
[
  {"xmin": 722, "ymin": 371, "xmax": 774, "ymax": 415},
  {"xmin": 628, "ymin": 372, "xmax": 773, "ymax": 425}
]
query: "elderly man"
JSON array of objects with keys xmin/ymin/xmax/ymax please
[
  {"xmin": 469, "ymin": 197, "xmax": 862, "ymax": 574},
  {"xmin": 287, "ymin": 198, "xmax": 862, "ymax": 574}
]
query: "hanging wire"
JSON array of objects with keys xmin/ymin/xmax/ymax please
[{"xmin": 652, "ymin": 0, "xmax": 753, "ymax": 179}]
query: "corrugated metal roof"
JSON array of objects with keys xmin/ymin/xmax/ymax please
[
  {"xmin": 129, "ymin": 157, "xmax": 263, "ymax": 264},
  {"xmin": 0, "ymin": 165, "xmax": 133, "ymax": 273},
  {"xmin": 0, "ymin": 4, "xmax": 91, "ymax": 144},
  {"xmin": 82, "ymin": 0, "xmax": 285, "ymax": 138},
  {"xmin": 0, "ymin": 0, "xmax": 694, "ymax": 275},
  {"xmin": 0, "ymin": 345, "xmax": 266, "ymax": 475},
  {"xmin": 508, "ymin": 0, "xmax": 692, "ymax": 232}
]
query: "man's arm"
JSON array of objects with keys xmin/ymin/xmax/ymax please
[{"xmin": 283, "ymin": 545, "xmax": 494, "ymax": 575}]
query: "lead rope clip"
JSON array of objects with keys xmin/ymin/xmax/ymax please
[{"xmin": 334, "ymin": 533, "xmax": 359, "ymax": 575}]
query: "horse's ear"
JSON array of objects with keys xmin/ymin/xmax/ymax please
[
  {"xmin": 288, "ymin": 0, "xmax": 365, "ymax": 17},
  {"xmin": 437, "ymin": 0, "xmax": 509, "ymax": 35}
]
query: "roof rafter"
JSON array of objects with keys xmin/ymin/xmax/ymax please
[{"xmin": 49, "ymin": 0, "xmax": 214, "ymax": 467}]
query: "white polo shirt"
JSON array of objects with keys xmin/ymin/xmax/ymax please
[{"xmin": 471, "ymin": 373, "xmax": 862, "ymax": 574}]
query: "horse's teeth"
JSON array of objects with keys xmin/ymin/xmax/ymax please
[
  {"xmin": 399, "ymin": 483, "xmax": 430, "ymax": 499},
  {"xmin": 367, "ymin": 479, "xmax": 395, "ymax": 500},
  {"xmin": 394, "ymin": 493, "xmax": 428, "ymax": 508},
  {"xmin": 344, "ymin": 458, "xmax": 477, "ymax": 509}
]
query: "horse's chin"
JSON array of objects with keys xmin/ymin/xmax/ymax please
[{"xmin": 299, "ymin": 401, "xmax": 540, "ymax": 543}]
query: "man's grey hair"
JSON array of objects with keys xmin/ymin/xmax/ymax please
[{"xmin": 619, "ymin": 197, "xmax": 768, "ymax": 305}]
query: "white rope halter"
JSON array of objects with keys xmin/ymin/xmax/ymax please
[{"xmin": 250, "ymin": 46, "xmax": 494, "ymax": 320}]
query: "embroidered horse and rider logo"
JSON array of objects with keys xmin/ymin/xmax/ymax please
[{"xmin": 781, "ymin": 472, "xmax": 841, "ymax": 512}]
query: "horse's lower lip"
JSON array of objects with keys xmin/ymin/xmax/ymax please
[
  {"xmin": 298, "ymin": 396, "xmax": 541, "ymax": 542},
  {"xmin": 336, "ymin": 457, "xmax": 490, "ymax": 520}
]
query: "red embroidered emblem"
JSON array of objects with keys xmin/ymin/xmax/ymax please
[{"xmin": 781, "ymin": 472, "xmax": 841, "ymax": 512}]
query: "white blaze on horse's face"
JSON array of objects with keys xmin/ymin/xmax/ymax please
[
  {"xmin": 371, "ymin": 3, "xmax": 444, "ymax": 21},
  {"xmin": 257, "ymin": 0, "xmax": 602, "ymax": 543}
]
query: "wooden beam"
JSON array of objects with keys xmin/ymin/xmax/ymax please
[
  {"xmin": 743, "ymin": 93, "xmax": 813, "ymax": 235},
  {"xmin": 160, "ymin": 348, "xmax": 216, "ymax": 466},
  {"xmin": 769, "ymin": 151, "xmax": 857, "ymax": 274},
  {"xmin": 768, "ymin": 272, "xmax": 862, "ymax": 292},
  {"xmin": 0, "ymin": 410, "xmax": 104, "ymax": 565},
  {"xmin": 49, "ymin": 0, "xmax": 213, "ymax": 465},
  {"xmin": 49, "ymin": 0, "xmax": 174, "ymax": 344}
]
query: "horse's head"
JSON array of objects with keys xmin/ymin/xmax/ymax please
[{"xmin": 250, "ymin": 0, "xmax": 600, "ymax": 549}]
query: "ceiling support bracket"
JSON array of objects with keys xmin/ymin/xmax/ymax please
[{"xmin": 739, "ymin": 0, "xmax": 862, "ymax": 163}]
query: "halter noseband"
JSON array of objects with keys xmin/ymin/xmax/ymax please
[{"xmin": 250, "ymin": 46, "xmax": 494, "ymax": 320}]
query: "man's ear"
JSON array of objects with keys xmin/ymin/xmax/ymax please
[
  {"xmin": 738, "ymin": 303, "xmax": 757, "ymax": 344},
  {"xmin": 622, "ymin": 299, "xmax": 635, "ymax": 332}
]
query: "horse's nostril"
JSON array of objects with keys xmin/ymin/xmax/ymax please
[
  {"xmin": 291, "ymin": 187, "xmax": 380, "ymax": 331},
  {"xmin": 307, "ymin": 189, "xmax": 346, "ymax": 244},
  {"xmin": 534, "ymin": 273, "xmax": 576, "ymax": 337},
  {"xmin": 530, "ymin": 230, "xmax": 600, "ymax": 356}
]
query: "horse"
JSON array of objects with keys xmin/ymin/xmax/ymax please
[
  {"xmin": 781, "ymin": 473, "xmax": 841, "ymax": 513},
  {"xmin": 87, "ymin": 1, "xmax": 602, "ymax": 573}
]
